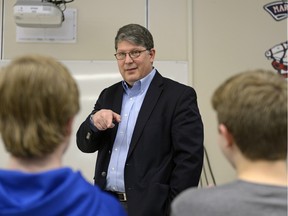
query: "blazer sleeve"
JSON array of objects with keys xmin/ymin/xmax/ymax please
[
  {"xmin": 76, "ymin": 85, "xmax": 121, "ymax": 154},
  {"xmin": 76, "ymin": 89, "xmax": 107, "ymax": 153},
  {"xmin": 76, "ymin": 115, "xmax": 102, "ymax": 153}
]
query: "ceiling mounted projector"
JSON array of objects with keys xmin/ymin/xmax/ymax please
[{"xmin": 14, "ymin": 0, "xmax": 64, "ymax": 28}]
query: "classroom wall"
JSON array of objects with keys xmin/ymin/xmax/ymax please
[
  {"xmin": 192, "ymin": 0, "xmax": 287, "ymax": 184},
  {"xmin": 2, "ymin": 0, "xmax": 189, "ymax": 60},
  {"xmin": 0, "ymin": 0, "xmax": 286, "ymax": 185}
]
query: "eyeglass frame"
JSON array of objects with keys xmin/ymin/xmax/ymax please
[{"xmin": 114, "ymin": 49, "xmax": 149, "ymax": 60}]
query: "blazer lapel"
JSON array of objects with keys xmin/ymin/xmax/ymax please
[
  {"xmin": 110, "ymin": 83, "xmax": 124, "ymax": 144},
  {"xmin": 127, "ymin": 71, "xmax": 164, "ymax": 158},
  {"xmin": 112, "ymin": 83, "xmax": 124, "ymax": 114}
]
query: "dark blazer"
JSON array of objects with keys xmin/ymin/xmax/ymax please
[{"xmin": 76, "ymin": 71, "xmax": 204, "ymax": 216}]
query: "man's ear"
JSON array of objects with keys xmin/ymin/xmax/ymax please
[
  {"xmin": 149, "ymin": 48, "xmax": 156, "ymax": 62},
  {"xmin": 218, "ymin": 123, "xmax": 234, "ymax": 147}
]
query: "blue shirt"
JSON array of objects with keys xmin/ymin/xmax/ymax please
[{"xmin": 106, "ymin": 69, "xmax": 156, "ymax": 192}]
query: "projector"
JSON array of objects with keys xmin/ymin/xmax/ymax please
[{"xmin": 14, "ymin": 0, "xmax": 64, "ymax": 28}]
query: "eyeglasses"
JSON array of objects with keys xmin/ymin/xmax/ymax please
[{"xmin": 114, "ymin": 49, "xmax": 148, "ymax": 60}]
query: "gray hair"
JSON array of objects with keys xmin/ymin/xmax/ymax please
[{"xmin": 114, "ymin": 24, "xmax": 154, "ymax": 51}]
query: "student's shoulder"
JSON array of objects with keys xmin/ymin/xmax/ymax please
[{"xmin": 173, "ymin": 182, "xmax": 239, "ymax": 205}]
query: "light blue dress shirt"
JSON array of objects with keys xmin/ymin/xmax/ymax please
[{"xmin": 105, "ymin": 69, "xmax": 156, "ymax": 192}]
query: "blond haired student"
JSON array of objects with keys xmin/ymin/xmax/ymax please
[
  {"xmin": 171, "ymin": 69, "xmax": 287, "ymax": 216},
  {"xmin": 0, "ymin": 54, "xmax": 127, "ymax": 216}
]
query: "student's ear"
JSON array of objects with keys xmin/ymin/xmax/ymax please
[
  {"xmin": 218, "ymin": 123, "xmax": 234, "ymax": 147},
  {"xmin": 65, "ymin": 117, "xmax": 74, "ymax": 136},
  {"xmin": 218, "ymin": 123, "xmax": 237, "ymax": 168}
]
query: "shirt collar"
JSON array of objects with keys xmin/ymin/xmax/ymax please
[{"xmin": 122, "ymin": 68, "xmax": 156, "ymax": 96}]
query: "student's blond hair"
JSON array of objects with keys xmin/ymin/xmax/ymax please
[
  {"xmin": 212, "ymin": 69, "xmax": 287, "ymax": 161},
  {"xmin": 0, "ymin": 54, "xmax": 80, "ymax": 158}
]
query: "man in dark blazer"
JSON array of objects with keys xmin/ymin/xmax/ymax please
[{"xmin": 76, "ymin": 23, "xmax": 204, "ymax": 216}]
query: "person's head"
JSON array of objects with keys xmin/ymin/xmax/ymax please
[
  {"xmin": 114, "ymin": 23, "xmax": 156, "ymax": 86},
  {"xmin": 211, "ymin": 69, "xmax": 287, "ymax": 163},
  {"xmin": 0, "ymin": 54, "xmax": 80, "ymax": 159}
]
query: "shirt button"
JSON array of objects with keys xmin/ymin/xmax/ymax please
[{"xmin": 101, "ymin": 172, "xmax": 106, "ymax": 177}]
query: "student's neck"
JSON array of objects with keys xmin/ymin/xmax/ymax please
[
  {"xmin": 237, "ymin": 159, "xmax": 287, "ymax": 186},
  {"xmin": 7, "ymin": 154, "xmax": 62, "ymax": 173}
]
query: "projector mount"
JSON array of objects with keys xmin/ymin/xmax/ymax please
[{"xmin": 43, "ymin": 0, "xmax": 74, "ymax": 22}]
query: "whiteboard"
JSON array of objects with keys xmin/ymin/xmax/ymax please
[{"xmin": 0, "ymin": 60, "xmax": 188, "ymax": 182}]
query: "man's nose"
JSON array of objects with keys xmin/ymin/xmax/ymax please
[{"xmin": 124, "ymin": 53, "xmax": 133, "ymax": 63}]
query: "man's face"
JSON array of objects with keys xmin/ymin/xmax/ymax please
[{"xmin": 115, "ymin": 41, "xmax": 155, "ymax": 86}]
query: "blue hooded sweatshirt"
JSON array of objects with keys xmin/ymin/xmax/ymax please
[{"xmin": 0, "ymin": 168, "xmax": 127, "ymax": 216}]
